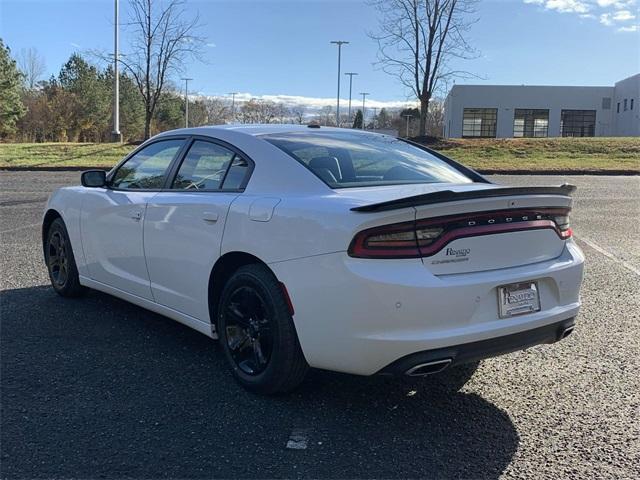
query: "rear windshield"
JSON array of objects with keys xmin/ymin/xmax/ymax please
[{"xmin": 262, "ymin": 131, "xmax": 472, "ymax": 188}]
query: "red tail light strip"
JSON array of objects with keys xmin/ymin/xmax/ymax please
[
  {"xmin": 418, "ymin": 220, "xmax": 570, "ymax": 257},
  {"xmin": 348, "ymin": 208, "xmax": 572, "ymax": 259}
]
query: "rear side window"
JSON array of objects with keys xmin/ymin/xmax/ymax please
[
  {"xmin": 111, "ymin": 139, "xmax": 183, "ymax": 189},
  {"xmin": 222, "ymin": 156, "xmax": 250, "ymax": 190},
  {"xmin": 263, "ymin": 131, "xmax": 472, "ymax": 188},
  {"xmin": 172, "ymin": 141, "xmax": 235, "ymax": 190}
]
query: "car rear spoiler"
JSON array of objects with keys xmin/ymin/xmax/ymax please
[{"xmin": 350, "ymin": 184, "xmax": 577, "ymax": 212}]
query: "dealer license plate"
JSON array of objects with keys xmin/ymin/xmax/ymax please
[{"xmin": 498, "ymin": 282, "xmax": 541, "ymax": 318}]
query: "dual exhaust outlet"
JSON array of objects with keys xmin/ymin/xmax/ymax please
[{"xmin": 404, "ymin": 324, "xmax": 575, "ymax": 377}]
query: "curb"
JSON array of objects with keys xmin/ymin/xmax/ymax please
[{"xmin": 1, "ymin": 166, "xmax": 638, "ymax": 176}]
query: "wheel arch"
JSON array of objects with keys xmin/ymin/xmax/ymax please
[
  {"xmin": 42, "ymin": 209, "xmax": 63, "ymax": 254},
  {"xmin": 208, "ymin": 251, "xmax": 275, "ymax": 335}
]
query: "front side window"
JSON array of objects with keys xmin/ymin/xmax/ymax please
[
  {"xmin": 462, "ymin": 108, "xmax": 497, "ymax": 138},
  {"xmin": 263, "ymin": 131, "xmax": 472, "ymax": 188},
  {"xmin": 560, "ymin": 110, "xmax": 596, "ymax": 137},
  {"xmin": 111, "ymin": 139, "xmax": 184, "ymax": 189},
  {"xmin": 172, "ymin": 141, "xmax": 236, "ymax": 190},
  {"xmin": 513, "ymin": 109, "xmax": 549, "ymax": 138}
]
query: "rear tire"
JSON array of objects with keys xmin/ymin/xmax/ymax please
[
  {"xmin": 217, "ymin": 264, "xmax": 308, "ymax": 394},
  {"xmin": 45, "ymin": 218, "xmax": 84, "ymax": 297}
]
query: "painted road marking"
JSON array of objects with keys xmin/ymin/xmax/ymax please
[
  {"xmin": 286, "ymin": 429, "xmax": 310, "ymax": 450},
  {"xmin": 0, "ymin": 223, "xmax": 40, "ymax": 235},
  {"xmin": 577, "ymin": 237, "xmax": 640, "ymax": 277}
]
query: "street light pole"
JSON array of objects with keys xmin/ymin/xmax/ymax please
[
  {"xmin": 403, "ymin": 114, "xmax": 412, "ymax": 137},
  {"xmin": 111, "ymin": 0, "xmax": 121, "ymax": 142},
  {"xmin": 228, "ymin": 92, "xmax": 238, "ymax": 123},
  {"xmin": 359, "ymin": 92, "xmax": 369, "ymax": 130},
  {"xmin": 181, "ymin": 78, "xmax": 193, "ymax": 128},
  {"xmin": 330, "ymin": 40, "xmax": 349, "ymax": 127},
  {"xmin": 344, "ymin": 72, "xmax": 357, "ymax": 125}
]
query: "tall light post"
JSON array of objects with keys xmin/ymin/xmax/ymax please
[
  {"xmin": 330, "ymin": 40, "xmax": 349, "ymax": 127},
  {"xmin": 359, "ymin": 92, "xmax": 369, "ymax": 130},
  {"xmin": 344, "ymin": 72, "xmax": 357, "ymax": 125},
  {"xmin": 111, "ymin": 0, "xmax": 121, "ymax": 142},
  {"xmin": 403, "ymin": 114, "xmax": 412, "ymax": 137},
  {"xmin": 228, "ymin": 92, "xmax": 238, "ymax": 123},
  {"xmin": 181, "ymin": 78, "xmax": 193, "ymax": 128}
]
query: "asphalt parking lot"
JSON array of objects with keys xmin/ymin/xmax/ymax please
[{"xmin": 1, "ymin": 171, "xmax": 639, "ymax": 479}]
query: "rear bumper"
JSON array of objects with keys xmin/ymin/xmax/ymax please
[
  {"xmin": 378, "ymin": 317, "xmax": 575, "ymax": 376},
  {"xmin": 270, "ymin": 240, "xmax": 584, "ymax": 376}
]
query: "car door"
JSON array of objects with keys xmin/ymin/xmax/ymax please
[
  {"xmin": 81, "ymin": 138, "xmax": 186, "ymax": 300},
  {"xmin": 143, "ymin": 138, "xmax": 253, "ymax": 322}
]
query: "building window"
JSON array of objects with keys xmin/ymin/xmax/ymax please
[
  {"xmin": 462, "ymin": 108, "xmax": 497, "ymax": 138},
  {"xmin": 602, "ymin": 97, "xmax": 611, "ymax": 110},
  {"xmin": 560, "ymin": 110, "xmax": 596, "ymax": 137},
  {"xmin": 632, "ymin": 99, "xmax": 635, "ymax": 110},
  {"xmin": 617, "ymin": 102, "xmax": 621, "ymax": 113},
  {"xmin": 513, "ymin": 109, "xmax": 549, "ymax": 137},
  {"xmin": 624, "ymin": 99, "xmax": 628, "ymax": 111}
]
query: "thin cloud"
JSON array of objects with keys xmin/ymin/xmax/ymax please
[
  {"xmin": 70, "ymin": 42, "xmax": 81, "ymax": 49},
  {"xmin": 524, "ymin": 0, "xmax": 639, "ymax": 31},
  {"xmin": 206, "ymin": 42, "xmax": 216, "ymax": 48},
  {"xmin": 203, "ymin": 92, "xmax": 417, "ymax": 112}
]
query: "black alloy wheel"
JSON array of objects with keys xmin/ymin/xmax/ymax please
[
  {"xmin": 45, "ymin": 218, "xmax": 84, "ymax": 297},
  {"xmin": 218, "ymin": 264, "xmax": 308, "ymax": 394},
  {"xmin": 224, "ymin": 286, "xmax": 274, "ymax": 375}
]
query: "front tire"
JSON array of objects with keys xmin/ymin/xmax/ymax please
[
  {"xmin": 217, "ymin": 264, "xmax": 308, "ymax": 394},
  {"xmin": 45, "ymin": 218, "xmax": 84, "ymax": 297}
]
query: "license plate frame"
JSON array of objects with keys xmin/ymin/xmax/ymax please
[{"xmin": 497, "ymin": 281, "xmax": 541, "ymax": 318}]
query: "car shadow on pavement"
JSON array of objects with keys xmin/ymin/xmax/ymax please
[{"xmin": 1, "ymin": 286, "xmax": 519, "ymax": 479}]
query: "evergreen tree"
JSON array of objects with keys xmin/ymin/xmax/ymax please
[
  {"xmin": 59, "ymin": 54, "xmax": 110, "ymax": 141},
  {"xmin": 352, "ymin": 109, "xmax": 363, "ymax": 129},
  {"xmin": 0, "ymin": 39, "xmax": 26, "ymax": 139}
]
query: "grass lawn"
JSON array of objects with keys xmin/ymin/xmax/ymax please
[
  {"xmin": 0, "ymin": 143, "xmax": 135, "ymax": 168},
  {"xmin": 428, "ymin": 137, "xmax": 640, "ymax": 172},
  {"xmin": 0, "ymin": 137, "xmax": 638, "ymax": 172}
]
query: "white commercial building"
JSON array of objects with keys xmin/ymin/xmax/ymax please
[{"xmin": 443, "ymin": 74, "xmax": 639, "ymax": 138}]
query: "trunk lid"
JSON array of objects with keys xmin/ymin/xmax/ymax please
[{"xmin": 344, "ymin": 182, "xmax": 574, "ymax": 275}]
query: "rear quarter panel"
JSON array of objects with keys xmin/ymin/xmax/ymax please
[{"xmin": 221, "ymin": 194, "xmax": 416, "ymax": 263}]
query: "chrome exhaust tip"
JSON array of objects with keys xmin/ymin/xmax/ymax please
[
  {"xmin": 560, "ymin": 325, "xmax": 575, "ymax": 340},
  {"xmin": 405, "ymin": 358, "xmax": 453, "ymax": 377}
]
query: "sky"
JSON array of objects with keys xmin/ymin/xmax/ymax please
[{"xmin": 1, "ymin": 0, "xmax": 639, "ymax": 110}]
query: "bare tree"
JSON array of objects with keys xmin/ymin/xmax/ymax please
[
  {"xmin": 291, "ymin": 106, "xmax": 306, "ymax": 124},
  {"xmin": 203, "ymin": 97, "xmax": 230, "ymax": 124},
  {"xmin": 17, "ymin": 48, "xmax": 46, "ymax": 89},
  {"xmin": 119, "ymin": 0, "xmax": 204, "ymax": 139},
  {"xmin": 369, "ymin": 0, "xmax": 478, "ymax": 136}
]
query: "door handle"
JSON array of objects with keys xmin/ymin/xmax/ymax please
[
  {"xmin": 202, "ymin": 211, "xmax": 219, "ymax": 223},
  {"xmin": 129, "ymin": 209, "xmax": 142, "ymax": 220}
]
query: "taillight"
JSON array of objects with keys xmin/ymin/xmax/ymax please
[
  {"xmin": 552, "ymin": 214, "xmax": 572, "ymax": 239},
  {"xmin": 348, "ymin": 208, "xmax": 572, "ymax": 259},
  {"xmin": 348, "ymin": 221, "xmax": 420, "ymax": 258}
]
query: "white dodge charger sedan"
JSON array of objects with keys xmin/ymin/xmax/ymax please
[{"xmin": 43, "ymin": 125, "xmax": 584, "ymax": 394}]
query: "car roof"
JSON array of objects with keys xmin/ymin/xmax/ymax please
[{"xmin": 156, "ymin": 124, "xmax": 388, "ymax": 138}]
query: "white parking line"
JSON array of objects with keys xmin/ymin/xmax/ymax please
[
  {"xmin": 286, "ymin": 429, "xmax": 310, "ymax": 450},
  {"xmin": 577, "ymin": 236, "xmax": 640, "ymax": 277},
  {"xmin": 0, "ymin": 223, "xmax": 40, "ymax": 235}
]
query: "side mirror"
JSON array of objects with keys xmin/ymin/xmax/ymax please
[{"xmin": 81, "ymin": 170, "xmax": 107, "ymax": 188}]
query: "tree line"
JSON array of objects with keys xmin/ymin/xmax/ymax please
[{"xmin": 1, "ymin": 0, "xmax": 473, "ymax": 141}]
